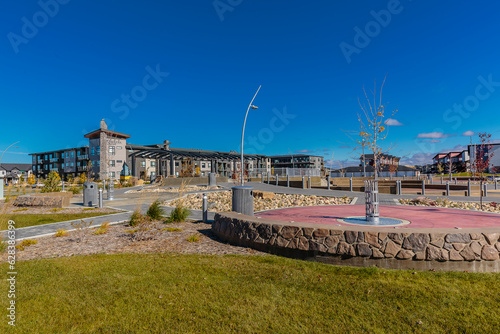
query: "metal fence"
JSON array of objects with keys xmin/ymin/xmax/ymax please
[
  {"xmin": 329, "ymin": 171, "xmax": 419, "ymax": 178},
  {"xmin": 249, "ymin": 167, "xmax": 321, "ymax": 178}
]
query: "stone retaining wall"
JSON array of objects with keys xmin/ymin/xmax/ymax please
[
  {"xmin": 13, "ymin": 192, "xmax": 72, "ymax": 208},
  {"xmin": 213, "ymin": 213, "xmax": 500, "ymax": 262}
]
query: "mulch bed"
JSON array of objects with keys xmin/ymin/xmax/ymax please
[{"xmin": 2, "ymin": 220, "xmax": 265, "ymax": 262}]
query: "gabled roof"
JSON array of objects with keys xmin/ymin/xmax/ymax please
[{"xmin": 0, "ymin": 163, "xmax": 32, "ymax": 172}]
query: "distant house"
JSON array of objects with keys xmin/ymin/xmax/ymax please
[
  {"xmin": 432, "ymin": 151, "xmax": 469, "ymax": 173},
  {"xmin": 329, "ymin": 165, "xmax": 418, "ymax": 178},
  {"xmin": 0, "ymin": 163, "xmax": 33, "ymax": 184},
  {"xmin": 359, "ymin": 154, "xmax": 400, "ymax": 168}
]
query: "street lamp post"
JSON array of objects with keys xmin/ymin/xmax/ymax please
[{"xmin": 240, "ymin": 85, "xmax": 261, "ymax": 186}]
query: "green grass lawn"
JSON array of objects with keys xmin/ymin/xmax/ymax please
[
  {"xmin": 0, "ymin": 212, "xmax": 120, "ymax": 229},
  {"xmin": 1, "ymin": 253, "xmax": 499, "ymax": 333}
]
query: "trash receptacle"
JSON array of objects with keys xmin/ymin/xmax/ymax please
[
  {"xmin": 83, "ymin": 182, "xmax": 98, "ymax": 207},
  {"xmin": 208, "ymin": 173, "xmax": 216, "ymax": 186},
  {"xmin": 232, "ymin": 186, "xmax": 254, "ymax": 216}
]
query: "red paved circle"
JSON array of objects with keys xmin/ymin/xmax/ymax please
[{"xmin": 257, "ymin": 205, "xmax": 500, "ymax": 229}]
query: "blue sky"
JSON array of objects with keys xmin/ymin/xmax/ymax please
[{"xmin": 1, "ymin": 0, "xmax": 500, "ymax": 168}]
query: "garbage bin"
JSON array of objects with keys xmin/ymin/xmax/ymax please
[
  {"xmin": 83, "ymin": 182, "xmax": 98, "ymax": 207},
  {"xmin": 208, "ymin": 173, "xmax": 216, "ymax": 186},
  {"xmin": 232, "ymin": 186, "xmax": 254, "ymax": 216}
]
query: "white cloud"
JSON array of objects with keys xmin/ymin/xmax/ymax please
[
  {"xmin": 418, "ymin": 139, "xmax": 440, "ymax": 143},
  {"xmin": 400, "ymin": 153, "xmax": 435, "ymax": 165},
  {"xmin": 416, "ymin": 132, "xmax": 453, "ymax": 139},
  {"xmin": 385, "ymin": 118, "xmax": 403, "ymax": 126},
  {"xmin": 462, "ymin": 130, "xmax": 475, "ymax": 136},
  {"xmin": 295, "ymin": 149, "xmax": 312, "ymax": 153}
]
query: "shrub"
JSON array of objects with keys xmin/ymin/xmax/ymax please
[
  {"xmin": 70, "ymin": 220, "xmax": 93, "ymax": 242},
  {"xmin": 165, "ymin": 206, "xmax": 191, "ymax": 223},
  {"xmin": 16, "ymin": 239, "xmax": 38, "ymax": 251},
  {"xmin": 186, "ymin": 234, "xmax": 200, "ymax": 242},
  {"xmin": 54, "ymin": 229, "xmax": 68, "ymax": 237},
  {"xmin": 0, "ymin": 241, "xmax": 6, "ymax": 253},
  {"xmin": 41, "ymin": 171, "xmax": 61, "ymax": 193},
  {"xmin": 13, "ymin": 208, "xmax": 28, "ymax": 212},
  {"xmin": 70, "ymin": 186, "xmax": 80, "ymax": 195},
  {"xmin": 146, "ymin": 200, "xmax": 164, "ymax": 220},
  {"xmin": 50, "ymin": 208, "xmax": 63, "ymax": 212},
  {"xmin": 129, "ymin": 210, "xmax": 149, "ymax": 227},
  {"xmin": 93, "ymin": 222, "xmax": 110, "ymax": 235}
]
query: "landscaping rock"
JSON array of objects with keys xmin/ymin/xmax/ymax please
[
  {"xmin": 337, "ymin": 242, "xmax": 351, "ymax": 255},
  {"xmin": 445, "ymin": 233, "xmax": 471, "ymax": 244},
  {"xmin": 280, "ymin": 226, "xmax": 300, "ymax": 239},
  {"xmin": 449, "ymin": 250, "xmax": 464, "ymax": 261},
  {"xmin": 356, "ymin": 243, "xmax": 372, "ymax": 257},
  {"xmin": 402, "ymin": 233, "xmax": 430, "ymax": 253},
  {"xmin": 481, "ymin": 245, "xmax": 499, "ymax": 261},
  {"xmin": 313, "ymin": 228, "xmax": 330, "ymax": 238},
  {"xmin": 483, "ymin": 233, "xmax": 500, "ymax": 245},
  {"xmin": 384, "ymin": 240, "xmax": 400, "ymax": 258},
  {"xmin": 388, "ymin": 233, "xmax": 403, "ymax": 245},
  {"xmin": 396, "ymin": 249, "xmax": 414, "ymax": 260},
  {"xmin": 426, "ymin": 246, "xmax": 448, "ymax": 261},
  {"xmin": 365, "ymin": 232, "xmax": 380, "ymax": 249}
]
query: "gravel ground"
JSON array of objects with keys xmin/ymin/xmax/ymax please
[
  {"xmin": 128, "ymin": 185, "xmax": 222, "ymax": 193},
  {"xmin": 0, "ymin": 204, "xmax": 120, "ymax": 215},
  {"xmin": 166, "ymin": 192, "xmax": 352, "ymax": 212},
  {"xmin": 2, "ymin": 220, "xmax": 266, "ymax": 262},
  {"xmin": 400, "ymin": 197, "xmax": 500, "ymax": 213}
]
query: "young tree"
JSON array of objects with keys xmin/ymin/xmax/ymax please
[
  {"xmin": 356, "ymin": 77, "xmax": 397, "ymax": 179},
  {"xmin": 27, "ymin": 174, "xmax": 36, "ymax": 186},
  {"xmin": 437, "ymin": 163, "xmax": 444, "ymax": 175},
  {"xmin": 472, "ymin": 132, "xmax": 495, "ymax": 209},
  {"xmin": 41, "ymin": 171, "xmax": 61, "ymax": 193}
]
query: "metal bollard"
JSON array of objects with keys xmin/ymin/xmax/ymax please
[
  {"xmin": 483, "ymin": 184, "xmax": 488, "ymax": 197},
  {"xmin": 421, "ymin": 180, "xmax": 425, "ymax": 195},
  {"xmin": 495, "ymin": 179, "xmax": 498, "ymax": 190},
  {"xmin": 455, "ymin": 178, "xmax": 457, "ymax": 185},
  {"xmin": 275, "ymin": 174, "xmax": 279, "ymax": 186},
  {"xmin": 327, "ymin": 175, "xmax": 330, "ymax": 190},
  {"xmin": 267, "ymin": 173, "xmax": 270, "ymax": 184},
  {"xmin": 467, "ymin": 180, "xmax": 471, "ymax": 197},
  {"xmin": 62, "ymin": 181, "xmax": 65, "ymax": 191},
  {"xmin": 107, "ymin": 182, "xmax": 114, "ymax": 200},
  {"xmin": 441, "ymin": 177, "xmax": 443, "ymax": 184},
  {"xmin": 446, "ymin": 181, "xmax": 450, "ymax": 197},
  {"xmin": 202, "ymin": 193, "xmax": 208, "ymax": 223},
  {"xmin": 302, "ymin": 176, "xmax": 305, "ymax": 189},
  {"xmin": 349, "ymin": 177, "xmax": 353, "ymax": 192},
  {"xmin": 98, "ymin": 188, "xmax": 103, "ymax": 208},
  {"xmin": 308, "ymin": 176, "xmax": 311, "ymax": 189},
  {"xmin": 399, "ymin": 180, "xmax": 402, "ymax": 195},
  {"xmin": 261, "ymin": 173, "xmax": 264, "ymax": 183},
  {"xmin": 287, "ymin": 175, "xmax": 290, "ymax": 187}
]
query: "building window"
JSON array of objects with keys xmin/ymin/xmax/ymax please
[
  {"xmin": 109, "ymin": 172, "xmax": 115, "ymax": 178},
  {"xmin": 117, "ymin": 160, "xmax": 122, "ymax": 163},
  {"xmin": 91, "ymin": 147, "xmax": 95, "ymax": 155},
  {"xmin": 117, "ymin": 146, "xmax": 122, "ymax": 150},
  {"xmin": 97, "ymin": 146, "xmax": 101, "ymax": 155},
  {"xmin": 109, "ymin": 146, "xmax": 115, "ymax": 155},
  {"xmin": 175, "ymin": 162, "xmax": 179, "ymax": 167},
  {"xmin": 71, "ymin": 151, "xmax": 74, "ymax": 158},
  {"xmin": 140, "ymin": 161, "xmax": 146, "ymax": 167},
  {"xmin": 202, "ymin": 163, "xmax": 206, "ymax": 168},
  {"xmin": 151, "ymin": 161, "xmax": 156, "ymax": 167},
  {"xmin": 109, "ymin": 160, "xmax": 115, "ymax": 167},
  {"xmin": 71, "ymin": 162, "xmax": 74, "ymax": 167},
  {"xmin": 77, "ymin": 151, "xmax": 80, "ymax": 156},
  {"xmin": 97, "ymin": 161, "xmax": 100, "ymax": 167}
]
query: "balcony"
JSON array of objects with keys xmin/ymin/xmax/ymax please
[
  {"xmin": 49, "ymin": 158, "xmax": 59, "ymax": 163},
  {"xmin": 77, "ymin": 155, "xmax": 88, "ymax": 160},
  {"xmin": 49, "ymin": 167, "xmax": 59, "ymax": 172},
  {"xmin": 77, "ymin": 166, "xmax": 87, "ymax": 172}
]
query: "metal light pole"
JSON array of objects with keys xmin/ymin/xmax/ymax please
[
  {"xmin": 0, "ymin": 141, "xmax": 20, "ymax": 165},
  {"xmin": 240, "ymin": 85, "xmax": 261, "ymax": 186}
]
